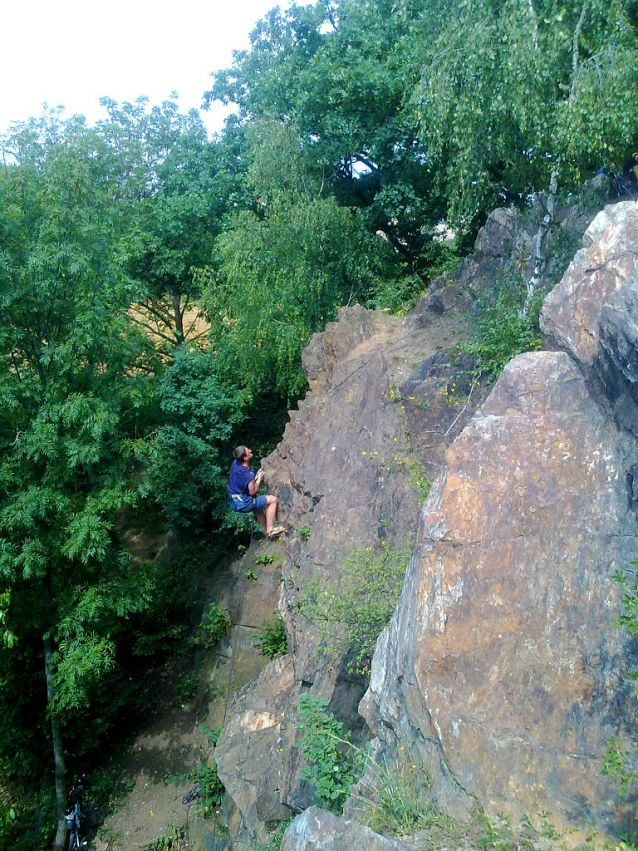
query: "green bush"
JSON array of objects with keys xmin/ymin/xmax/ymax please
[
  {"xmin": 255, "ymin": 615, "xmax": 288, "ymax": 658},
  {"xmin": 174, "ymin": 673, "xmax": 198, "ymax": 704},
  {"xmin": 191, "ymin": 763, "xmax": 224, "ymax": 818},
  {"xmin": 297, "ymin": 544, "xmax": 410, "ymax": 676},
  {"xmin": 297, "ymin": 694, "xmax": 362, "ymax": 813},
  {"xmin": 201, "ymin": 602, "xmax": 230, "ymax": 649},
  {"xmin": 462, "ymin": 272, "xmax": 542, "ymax": 379}
]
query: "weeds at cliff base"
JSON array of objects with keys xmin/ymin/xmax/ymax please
[
  {"xmin": 353, "ymin": 749, "xmax": 455, "ymax": 840},
  {"xmin": 297, "ymin": 694, "xmax": 362, "ymax": 812}
]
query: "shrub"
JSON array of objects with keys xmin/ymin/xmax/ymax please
[
  {"xmin": 174, "ymin": 673, "xmax": 198, "ymax": 704},
  {"xmin": 201, "ymin": 602, "xmax": 230, "ymax": 649},
  {"xmin": 255, "ymin": 615, "xmax": 288, "ymax": 658},
  {"xmin": 462, "ymin": 272, "xmax": 542, "ymax": 379},
  {"xmin": 297, "ymin": 544, "xmax": 410, "ymax": 676},
  {"xmin": 297, "ymin": 694, "xmax": 362, "ymax": 812},
  {"xmin": 191, "ymin": 763, "xmax": 224, "ymax": 818}
]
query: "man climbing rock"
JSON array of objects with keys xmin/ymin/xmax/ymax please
[{"xmin": 227, "ymin": 445, "xmax": 285, "ymax": 539}]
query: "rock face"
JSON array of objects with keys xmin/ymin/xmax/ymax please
[
  {"xmin": 363, "ymin": 201, "xmax": 638, "ymax": 838},
  {"xmin": 215, "ymin": 302, "xmax": 490, "ymax": 843},
  {"xmin": 214, "ymin": 656, "xmax": 296, "ymax": 831},
  {"xmin": 541, "ymin": 200, "xmax": 638, "ymax": 367},
  {"xmin": 281, "ymin": 807, "xmax": 412, "ymax": 851},
  {"xmin": 214, "ymin": 191, "xmax": 626, "ymax": 845}
]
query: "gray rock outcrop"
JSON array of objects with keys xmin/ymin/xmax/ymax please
[
  {"xmin": 363, "ymin": 201, "xmax": 638, "ymax": 838},
  {"xmin": 280, "ymin": 807, "xmax": 413, "ymax": 851},
  {"xmin": 215, "ymin": 302, "xmax": 491, "ymax": 842},
  {"xmin": 215, "ymin": 191, "xmax": 636, "ymax": 846}
]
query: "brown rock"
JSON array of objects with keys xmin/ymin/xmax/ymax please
[
  {"xmin": 215, "ymin": 656, "xmax": 297, "ymax": 844},
  {"xmin": 362, "ymin": 351, "xmax": 638, "ymax": 834}
]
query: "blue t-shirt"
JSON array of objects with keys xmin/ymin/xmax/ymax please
[{"xmin": 227, "ymin": 460, "xmax": 255, "ymax": 496}]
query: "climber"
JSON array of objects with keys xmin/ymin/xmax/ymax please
[{"xmin": 227, "ymin": 445, "xmax": 285, "ymax": 539}]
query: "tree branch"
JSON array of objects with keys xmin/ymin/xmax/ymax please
[{"xmin": 573, "ymin": 5, "xmax": 588, "ymax": 76}]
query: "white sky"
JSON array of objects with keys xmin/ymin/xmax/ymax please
[{"xmin": 0, "ymin": 0, "xmax": 301, "ymax": 137}]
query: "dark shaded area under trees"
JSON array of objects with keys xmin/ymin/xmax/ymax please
[{"xmin": 1, "ymin": 0, "xmax": 637, "ymax": 847}]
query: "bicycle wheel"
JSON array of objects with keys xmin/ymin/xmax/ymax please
[{"xmin": 68, "ymin": 830, "xmax": 80, "ymax": 851}]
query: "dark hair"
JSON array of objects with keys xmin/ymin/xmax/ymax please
[{"xmin": 233, "ymin": 445, "xmax": 247, "ymax": 461}]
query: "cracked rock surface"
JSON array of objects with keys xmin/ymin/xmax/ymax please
[{"xmin": 363, "ymin": 202, "xmax": 638, "ymax": 837}]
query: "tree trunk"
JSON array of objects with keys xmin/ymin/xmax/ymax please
[
  {"xmin": 43, "ymin": 635, "xmax": 67, "ymax": 851},
  {"xmin": 171, "ymin": 290, "xmax": 185, "ymax": 345},
  {"xmin": 523, "ymin": 166, "xmax": 559, "ymax": 315}
]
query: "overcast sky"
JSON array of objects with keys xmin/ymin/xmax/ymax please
[{"xmin": 0, "ymin": 0, "xmax": 300, "ymax": 137}]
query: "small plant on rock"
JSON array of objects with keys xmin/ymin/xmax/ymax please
[
  {"xmin": 255, "ymin": 614, "xmax": 288, "ymax": 658},
  {"xmin": 201, "ymin": 602, "xmax": 230, "ymax": 649},
  {"xmin": 174, "ymin": 672, "xmax": 198, "ymax": 704},
  {"xmin": 148, "ymin": 823, "xmax": 185, "ymax": 850},
  {"xmin": 298, "ymin": 525, "xmax": 311, "ymax": 542},
  {"xmin": 192, "ymin": 763, "xmax": 224, "ymax": 817},
  {"xmin": 354, "ymin": 750, "xmax": 450, "ymax": 838},
  {"xmin": 477, "ymin": 812, "xmax": 515, "ymax": 851},
  {"xmin": 255, "ymin": 552, "xmax": 278, "ymax": 565}
]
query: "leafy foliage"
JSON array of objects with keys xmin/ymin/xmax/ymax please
[
  {"xmin": 200, "ymin": 602, "xmax": 230, "ymax": 649},
  {"xmin": 297, "ymin": 694, "xmax": 361, "ymax": 812},
  {"xmin": 461, "ymin": 271, "xmax": 542, "ymax": 379},
  {"xmin": 255, "ymin": 614, "xmax": 288, "ymax": 658},
  {"xmin": 139, "ymin": 346, "xmax": 246, "ymax": 529},
  {"xmin": 1, "ymin": 0, "xmax": 636, "ymax": 840},
  {"xmin": 297, "ymin": 544, "xmax": 409, "ymax": 675},
  {"xmin": 204, "ymin": 193, "xmax": 385, "ymax": 404}
]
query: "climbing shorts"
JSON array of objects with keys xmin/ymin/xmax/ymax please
[{"xmin": 229, "ymin": 494, "xmax": 268, "ymax": 513}]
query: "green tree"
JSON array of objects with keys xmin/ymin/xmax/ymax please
[
  {"xmin": 139, "ymin": 346, "xmax": 246, "ymax": 530},
  {"xmin": 0, "ymin": 114, "xmax": 156, "ymax": 850},
  {"xmin": 204, "ymin": 198, "xmax": 384, "ymax": 403},
  {"xmin": 410, "ymin": 0, "xmax": 638, "ymax": 233},
  {"xmin": 205, "ymin": 0, "xmax": 447, "ymax": 273},
  {"xmin": 110, "ymin": 98, "xmax": 241, "ymax": 351}
]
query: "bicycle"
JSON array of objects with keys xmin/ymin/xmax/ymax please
[{"xmin": 65, "ymin": 775, "xmax": 90, "ymax": 850}]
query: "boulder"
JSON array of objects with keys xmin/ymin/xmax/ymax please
[
  {"xmin": 215, "ymin": 656, "xmax": 296, "ymax": 840},
  {"xmin": 362, "ymin": 349, "xmax": 638, "ymax": 834},
  {"xmin": 281, "ymin": 807, "xmax": 413, "ymax": 851},
  {"xmin": 540, "ymin": 200, "xmax": 638, "ymax": 367}
]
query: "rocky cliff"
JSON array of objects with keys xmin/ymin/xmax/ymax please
[
  {"xmin": 213, "ymin": 191, "xmax": 638, "ymax": 848},
  {"xmin": 215, "ymin": 296, "xmax": 490, "ymax": 843},
  {"xmin": 361, "ymin": 200, "xmax": 638, "ymax": 840}
]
